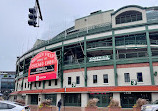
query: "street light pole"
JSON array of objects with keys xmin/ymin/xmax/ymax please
[{"xmin": 64, "ymin": 86, "xmax": 66, "ymax": 111}]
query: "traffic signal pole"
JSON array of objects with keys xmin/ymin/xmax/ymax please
[
  {"xmin": 28, "ymin": 0, "xmax": 43, "ymax": 27},
  {"xmin": 35, "ymin": 0, "xmax": 43, "ymax": 21}
]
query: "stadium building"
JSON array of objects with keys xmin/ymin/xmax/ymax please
[{"xmin": 11, "ymin": 5, "xmax": 158, "ymax": 108}]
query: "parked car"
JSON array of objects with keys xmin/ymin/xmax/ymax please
[
  {"xmin": 141, "ymin": 100, "xmax": 158, "ymax": 111},
  {"xmin": 0, "ymin": 100, "xmax": 30, "ymax": 111}
]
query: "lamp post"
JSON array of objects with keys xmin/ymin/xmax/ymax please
[{"xmin": 64, "ymin": 86, "xmax": 66, "ymax": 111}]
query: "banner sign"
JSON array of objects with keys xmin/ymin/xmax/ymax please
[
  {"xmin": 28, "ymin": 51, "xmax": 58, "ymax": 82},
  {"xmin": 89, "ymin": 55, "xmax": 110, "ymax": 62}
]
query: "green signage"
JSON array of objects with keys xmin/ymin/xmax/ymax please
[
  {"xmin": 89, "ymin": 55, "xmax": 110, "ymax": 62},
  {"xmin": 131, "ymin": 80, "xmax": 137, "ymax": 85},
  {"xmin": 72, "ymin": 82, "xmax": 76, "ymax": 87}
]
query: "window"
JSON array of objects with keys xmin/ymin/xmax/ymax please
[
  {"xmin": 55, "ymin": 79, "xmax": 57, "ymax": 85},
  {"xmin": 76, "ymin": 76, "xmax": 80, "ymax": 84},
  {"xmin": 103, "ymin": 74, "xmax": 108, "ymax": 83},
  {"xmin": 0, "ymin": 102, "xmax": 15, "ymax": 109},
  {"xmin": 48, "ymin": 80, "xmax": 51, "ymax": 86},
  {"xmin": 34, "ymin": 82, "xmax": 36, "ymax": 87},
  {"xmin": 30, "ymin": 83, "xmax": 32, "ymax": 89},
  {"xmin": 68, "ymin": 77, "xmax": 71, "ymax": 85},
  {"xmin": 39, "ymin": 81, "xmax": 41, "ymax": 87},
  {"xmin": 25, "ymin": 83, "xmax": 26, "ymax": 88},
  {"xmin": 137, "ymin": 72, "xmax": 143, "ymax": 82},
  {"xmin": 115, "ymin": 11, "xmax": 142, "ymax": 24},
  {"xmin": 93, "ymin": 75, "xmax": 97, "ymax": 83},
  {"xmin": 124, "ymin": 73, "xmax": 130, "ymax": 82}
]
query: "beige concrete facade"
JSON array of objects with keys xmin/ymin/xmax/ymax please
[
  {"xmin": 117, "ymin": 66, "xmax": 152, "ymax": 86},
  {"xmin": 87, "ymin": 68, "xmax": 115, "ymax": 87},
  {"xmin": 75, "ymin": 10, "xmax": 114, "ymax": 30}
]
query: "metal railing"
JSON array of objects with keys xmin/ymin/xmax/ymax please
[
  {"xmin": 117, "ymin": 51, "xmax": 148, "ymax": 59},
  {"xmin": 116, "ymin": 40, "xmax": 147, "ymax": 46},
  {"xmin": 150, "ymin": 40, "xmax": 158, "ymax": 45},
  {"xmin": 87, "ymin": 41, "xmax": 112, "ymax": 48},
  {"xmin": 64, "ymin": 58, "xmax": 84, "ymax": 65}
]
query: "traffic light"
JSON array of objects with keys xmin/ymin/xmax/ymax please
[{"xmin": 28, "ymin": 7, "xmax": 37, "ymax": 27}]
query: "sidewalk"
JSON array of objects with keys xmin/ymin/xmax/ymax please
[{"xmin": 29, "ymin": 105, "xmax": 133, "ymax": 111}]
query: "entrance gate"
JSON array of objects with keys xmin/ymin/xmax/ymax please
[
  {"xmin": 31, "ymin": 94, "xmax": 38, "ymax": 105},
  {"xmin": 120, "ymin": 92, "xmax": 151, "ymax": 108}
]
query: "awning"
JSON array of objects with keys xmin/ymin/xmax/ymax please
[{"xmin": 10, "ymin": 85, "xmax": 158, "ymax": 95}]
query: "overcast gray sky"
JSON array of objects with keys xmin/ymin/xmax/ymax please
[{"xmin": 0, "ymin": 0, "xmax": 157, "ymax": 71}]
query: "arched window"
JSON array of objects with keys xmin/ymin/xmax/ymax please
[{"xmin": 116, "ymin": 11, "xmax": 142, "ymax": 24}]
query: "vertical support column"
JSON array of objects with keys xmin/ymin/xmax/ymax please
[
  {"xmin": 21, "ymin": 78, "xmax": 24, "ymax": 91},
  {"xmin": 81, "ymin": 93, "xmax": 89, "ymax": 107},
  {"xmin": 23, "ymin": 58, "xmax": 25, "ymax": 74},
  {"xmin": 43, "ymin": 80, "xmax": 45, "ymax": 89},
  {"xmin": 113, "ymin": 93, "xmax": 120, "ymax": 106},
  {"xmin": 146, "ymin": 26, "xmax": 155, "ymax": 85},
  {"xmin": 56, "ymin": 93, "xmax": 62, "ymax": 106},
  {"xmin": 25, "ymin": 94, "xmax": 29, "ymax": 105},
  {"xmin": 112, "ymin": 30, "xmax": 118, "ymax": 86},
  {"xmin": 151, "ymin": 92, "xmax": 158, "ymax": 102},
  {"xmin": 38, "ymin": 94, "xmax": 45, "ymax": 106},
  {"xmin": 61, "ymin": 42, "xmax": 64, "ymax": 88},
  {"xmin": 84, "ymin": 36, "xmax": 87, "ymax": 87}
]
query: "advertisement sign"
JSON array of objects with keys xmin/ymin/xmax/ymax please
[
  {"xmin": 28, "ymin": 51, "xmax": 58, "ymax": 82},
  {"xmin": 89, "ymin": 55, "xmax": 110, "ymax": 62}
]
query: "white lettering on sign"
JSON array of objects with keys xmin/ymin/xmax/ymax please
[
  {"xmin": 36, "ymin": 76, "xmax": 39, "ymax": 81},
  {"xmin": 89, "ymin": 55, "xmax": 110, "ymax": 62},
  {"xmin": 39, "ymin": 76, "xmax": 46, "ymax": 79}
]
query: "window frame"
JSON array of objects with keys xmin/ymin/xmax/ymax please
[
  {"xmin": 39, "ymin": 81, "xmax": 41, "ymax": 87},
  {"xmin": 93, "ymin": 75, "xmax": 97, "ymax": 83},
  {"xmin": 55, "ymin": 79, "xmax": 57, "ymax": 85},
  {"xmin": 124, "ymin": 73, "xmax": 130, "ymax": 82},
  {"xmin": 48, "ymin": 80, "xmax": 52, "ymax": 86},
  {"xmin": 137, "ymin": 72, "xmax": 143, "ymax": 82},
  {"xmin": 115, "ymin": 11, "xmax": 143, "ymax": 24},
  {"xmin": 76, "ymin": 76, "xmax": 80, "ymax": 84},
  {"xmin": 103, "ymin": 74, "xmax": 108, "ymax": 83},
  {"xmin": 68, "ymin": 77, "xmax": 71, "ymax": 85},
  {"xmin": 34, "ymin": 81, "xmax": 36, "ymax": 87}
]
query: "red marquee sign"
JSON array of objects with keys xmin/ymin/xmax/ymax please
[{"xmin": 28, "ymin": 51, "xmax": 58, "ymax": 82}]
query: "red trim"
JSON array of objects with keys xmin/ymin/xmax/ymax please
[
  {"xmin": 117, "ymin": 63, "xmax": 149, "ymax": 68},
  {"xmin": 10, "ymin": 91, "xmax": 20, "ymax": 95},
  {"xmin": 87, "ymin": 66, "xmax": 114, "ymax": 71},
  {"xmin": 10, "ymin": 86, "xmax": 158, "ymax": 95},
  {"xmin": 153, "ymin": 62, "xmax": 158, "ymax": 66},
  {"xmin": 64, "ymin": 68, "xmax": 84, "ymax": 73}
]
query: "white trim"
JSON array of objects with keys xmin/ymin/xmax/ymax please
[
  {"xmin": 148, "ymin": 25, "xmax": 158, "ymax": 30},
  {"xmin": 25, "ymin": 52, "xmax": 34, "ymax": 59},
  {"xmin": 46, "ymin": 42, "xmax": 62, "ymax": 50},
  {"xmin": 33, "ymin": 47, "xmax": 45, "ymax": 54},
  {"xmin": 64, "ymin": 37, "xmax": 84, "ymax": 45},
  {"xmin": 86, "ymin": 31, "xmax": 112, "ymax": 40},
  {"xmin": 115, "ymin": 26, "xmax": 145, "ymax": 35}
]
